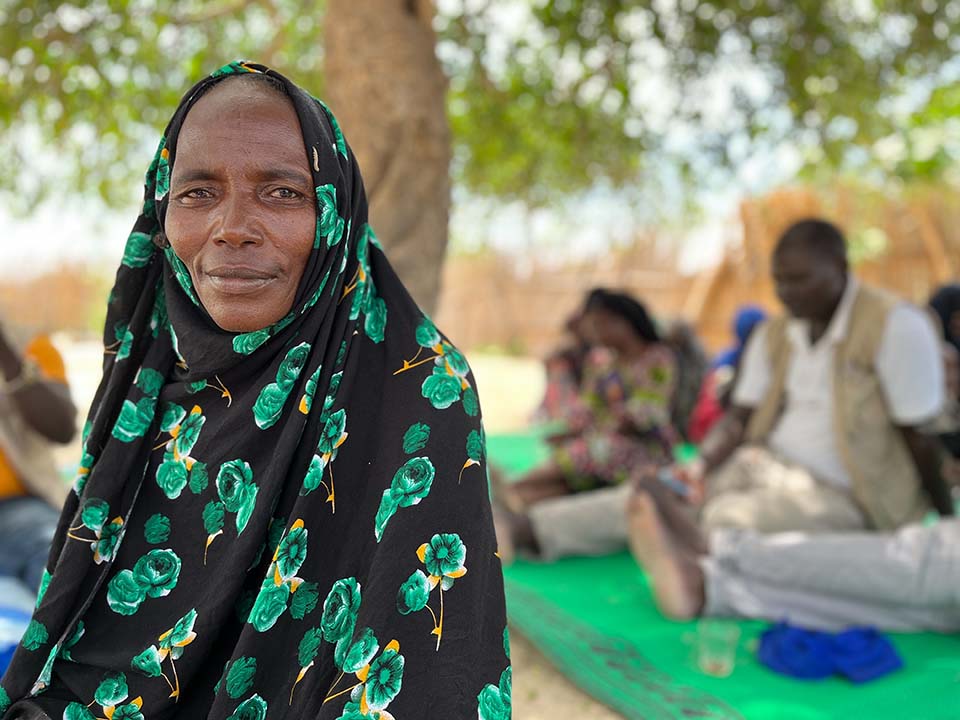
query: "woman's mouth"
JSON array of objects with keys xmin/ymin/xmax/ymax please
[{"xmin": 203, "ymin": 266, "xmax": 277, "ymax": 295}]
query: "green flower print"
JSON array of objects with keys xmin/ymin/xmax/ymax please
[
  {"xmin": 21, "ymin": 620, "xmax": 47, "ymax": 651},
  {"xmin": 300, "ymin": 365, "xmax": 322, "ymax": 414},
  {"xmin": 364, "ymin": 294, "xmax": 387, "ymax": 344},
  {"xmin": 136, "ymin": 368, "xmax": 165, "ymax": 398},
  {"xmin": 402, "ymin": 422, "xmax": 430, "ymax": 454},
  {"xmin": 168, "ymin": 243, "xmax": 200, "ymax": 304},
  {"xmin": 442, "ymin": 346, "xmax": 470, "ymax": 378},
  {"xmin": 94, "ymin": 671, "xmax": 128, "ymax": 707},
  {"xmin": 94, "ymin": 518, "xmax": 125, "ymax": 564},
  {"xmin": 315, "ymin": 184, "xmax": 345, "ymax": 248},
  {"xmin": 116, "ymin": 327, "xmax": 134, "ymax": 362},
  {"xmin": 132, "ymin": 646, "xmax": 163, "ymax": 678},
  {"xmin": 217, "ymin": 460, "xmax": 254, "ymax": 513},
  {"xmin": 466, "ymin": 429, "xmax": 484, "ymax": 463},
  {"xmin": 317, "ymin": 409, "xmax": 348, "ymax": 454},
  {"xmin": 321, "ymin": 577, "xmax": 361, "ymax": 643},
  {"xmin": 421, "ymin": 368, "xmax": 463, "ymax": 410},
  {"xmin": 189, "ymin": 461, "xmax": 209, "ymax": 494},
  {"xmin": 318, "ymin": 100, "xmax": 349, "ymax": 158},
  {"xmin": 112, "ymin": 397, "xmax": 156, "ymax": 442},
  {"xmin": 160, "ymin": 402, "xmax": 186, "ymax": 433},
  {"xmin": 374, "ymin": 457, "xmax": 436, "ymax": 542},
  {"xmin": 204, "ymin": 501, "xmax": 225, "ymax": 535},
  {"xmin": 342, "ymin": 627, "xmax": 379, "ymax": 674},
  {"xmin": 36, "ymin": 569, "xmax": 51, "ymax": 608},
  {"xmin": 173, "ymin": 406, "xmax": 205, "ymax": 459},
  {"xmin": 423, "ymin": 533, "xmax": 467, "ymax": 578},
  {"xmin": 276, "ymin": 523, "xmax": 308, "ymax": 580},
  {"xmin": 416, "ymin": 316, "xmax": 441, "ymax": 349},
  {"xmin": 107, "ymin": 570, "xmax": 147, "ymax": 616},
  {"xmin": 364, "ymin": 646, "xmax": 404, "ymax": 712},
  {"xmin": 236, "ymin": 484, "xmax": 258, "ymax": 535},
  {"xmin": 396, "ymin": 570, "xmax": 430, "ymax": 615},
  {"xmin": 111, "ymin": 704, "xmax": 145, "ymax": 720},
  {"xmin": 81, "ymin": 498, "xmax": 110, "ymax": 533},
  {"xmin": 462, "ymin": 387, "xmax": 479, "ymax": 417},
  {"xmin": 226, "ymin": 694, "xmax": 267, "ymax": 720},
  {"xmin": 300, "ymin": 454, "xmax": 327, "ymax": 496},
  {"xmin": 477, "ymin": 667, "xmax": 512, "ymax": 720},
  {"xmin": 64, "ymin": 703, "xmax": 96, "ymax": 720},
  {"xmin": 164, "ymin": 608, "xmax": 198, "ymax": 658},
  {"xmin": 233, "ymin": 328, "xmax": 271, "ymax": 355},
  {"xmin": 60, "ymin": 621, "xmax": 84, "ymax": 661},
  {"xmin": 225, "ymin": 657, "xmax": 257, "ymax": 699},
  {"xmin": 154, "ymin": 142, "xmax": 170, "ymax": 200},
  {"xmin": 252, "ymin": 383, "xmax": 286, "ymax": 429},
  {"xmin": 290, "ymin": 581, "xmax": 320, "ymax": 620},
  {"xmin": 504, "ymin": 626, "xmax": 511, "ymax": 660},
  {"xmin": 122, "ymin": 232, "xmax": 155, "ymax": 269},
  {"xmin": 298, "ymin": 627, "xmax": 324, "ymax": 669},
  {"xmin": 0, "ymin": 689, "xmax": 9, "ymax": 715},
  {"xmin": 132, "ymin": 549, "xmax": 181, "ymax": 599},
  {"xmin": 144, "ymin": 513, "xmax": 171, "ymax": 544},
  {"xmin": 390, "ymin": 457, "xmax": 435, "ymax": 502},
  {"xmin": 156, "ymin": 457, "xmax": 189, "ymax": 499},
  {"xmin": 249, "ymin": 577, "xmax": 291, "ymax": 632},
  {"xmin": 278, "ymin": 342, "xmax": 311, "ymax": 389}
]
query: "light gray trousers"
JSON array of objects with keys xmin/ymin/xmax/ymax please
[{"xmin": 703, "ymin": 520, "xmax": 960, "ymax": 632}]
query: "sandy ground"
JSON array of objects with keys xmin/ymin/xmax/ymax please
[{"xmin": 53, "ymin": 340, "xmax": 610, "ymax": 718}]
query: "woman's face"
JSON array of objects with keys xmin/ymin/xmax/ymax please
[
  {"xmin": 165, "ymin": 80, "xmax": 316, "ymax": 332},
  {"xmin": 582, "ymin": 307, "xmax": 634, "ymax": 351}
]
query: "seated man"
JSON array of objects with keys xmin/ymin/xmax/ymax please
[
  {"xmin": 0, "ymin": 324, "xmax": 76, "ymax": 592},
  {"xmin": 692, "ymin": 218, "xmax": 950, "ymax": 533},
  {"xmin": 627, "ymin": 478, "xmax": 960, "ymax": 632},
  {"xmin": 493, "ymin": 219, "xmax": 951, "ymax": 562}
]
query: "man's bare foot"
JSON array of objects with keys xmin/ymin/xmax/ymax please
[
  {"xmin": 631, "ymin": 471, "xmax": 708, "ymax": 555},
  {"xmin": 627, "ymin": 490, "xmax": 705, "ymax": 621}
]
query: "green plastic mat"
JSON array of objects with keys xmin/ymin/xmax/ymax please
[{"xmin": 489, "ymin": 432, "xmax": 960, "ymax": 720}]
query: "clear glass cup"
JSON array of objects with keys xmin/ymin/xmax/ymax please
[{"xmin": 695, "ymin": 619, "xmax": 741, "ymax": 677}]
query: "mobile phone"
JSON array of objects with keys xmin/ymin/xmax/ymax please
[{"xmin": 656, "ymin": 467, "xmax": 691, "ymax": 498}]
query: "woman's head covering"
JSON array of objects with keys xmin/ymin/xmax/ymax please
[
  {"xmin": 712, "ymin": 305, "xmax": 767, "ymax": 369},
  {"xmin": 584, "ymin": 288, "xmax": 661, "ymax": 343},
  {"xmin": 929, "ymin": 283, "xmax": 960, "ymax": 353},
  {"xmin": 2, "ymin": 62, "xmax": 508, "ymax": 719}
]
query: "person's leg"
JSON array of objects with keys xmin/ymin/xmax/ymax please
[
  {"xmin": 701, "ymin": 557, "xmax": 960, "ymax": 632},
  {"xmin": 499, "ymin": 462, "xmax": 572, "ymax": 510},
  {"xmin": 709, "ymin": 520, "xmax": 960, "ymax": 609},
  {"xmin": 0, "ymin": 496, "xmax": 60, "ymax": 592},
  {"xmin": 526, "ymin": 483, "xmax": 633, "ymax": 560},
  {"xmin": 700, "ymin": 448, "xmax": 867, "ymax": 534},
  {"xmin": 626, "ymin": 489, "xmax": 705, "ymax": 619}
]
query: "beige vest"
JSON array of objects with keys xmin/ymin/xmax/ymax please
[{"xmin": 745, "ymin": 284, "xmax": 930, "ymax": 530}]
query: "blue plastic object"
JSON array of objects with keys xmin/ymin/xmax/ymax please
[{"xmin": 758, "ymin": 622, "xmax": 904, "ymax": 684}]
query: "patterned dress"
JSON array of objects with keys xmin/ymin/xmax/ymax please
[
  {"xmin": 552, "ymin": 345, "xmax": 678, "ymax": 490},
  {"xmin": 0, "ymin": 62, "xmax": 510, "ymax": 720}
]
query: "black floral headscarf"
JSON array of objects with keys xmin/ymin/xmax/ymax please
[{"xmin": 0, "ymin": 62, "xmax": 510, "ymax": 720}]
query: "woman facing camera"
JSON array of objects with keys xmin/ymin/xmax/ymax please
[{"xmin": 1, "ymin": 62, "xmax": 509, "ymax": 720}]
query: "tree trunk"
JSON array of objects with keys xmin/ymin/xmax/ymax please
[{"xmin": 325, "ymin": 0, "xmax": 450, "ymax": 315}]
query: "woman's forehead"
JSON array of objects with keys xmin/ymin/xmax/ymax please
[{"xmin": 173, "ymin": 83, "xmax": 309, "ymax": 176}]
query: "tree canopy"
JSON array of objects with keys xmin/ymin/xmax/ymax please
[{"xmin": 1, "ymin": 0, "xmax": 958, "ymax": 212}]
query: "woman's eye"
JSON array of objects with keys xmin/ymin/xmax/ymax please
[
  {"xmin": 270, "ymin": 187, "xmax": 301, "ymax": 199},
  {"xmin": 180, "ymin": 188, "xmax": 213, "ymax": 200}
]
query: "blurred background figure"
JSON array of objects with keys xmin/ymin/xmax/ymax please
[
  {"xmin": 499, "ymin": 288, "xmax": 677, "ymax": 510},
  {"xmin": 532, "ymin": 295, "xmax": 594, "ymax": 426},
  {"xmin": 661, "ymin": 318, "xmax": 708, "ymax": 443},
  {"xmin": 688, "ymin": 305, "xmax": 766, "ymax": 444},
  {"xmin": 0, "ymin": 322, "xmax": 76, "ymax": 594},
  {"xmin": 929, "ymin": 284, "xmax": 960, "ymax": 458}
]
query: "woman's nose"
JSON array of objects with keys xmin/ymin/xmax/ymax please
[{"xmin": 210, "ymin": 193, "xmax": 260, "ymax": 247}]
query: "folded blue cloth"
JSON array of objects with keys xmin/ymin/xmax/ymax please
[{"xmin": 758, "ymin": 622, "xmax": 903, "ymax": 684}]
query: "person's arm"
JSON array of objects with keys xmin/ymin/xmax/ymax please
[
  {"xmin": 0, "ymin": 331, "xmax": 77, "ymax": 444},
  {"xmin": 899, "ymin": 426, "xmax": 954, "ymax": 516},
  {"xmin": 876, "ymin": 305, "xmax": 951, "ymax": 515},
  {"xmin": 699, "ymin": 405, "xmax": 752, "ymax": 474}
]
